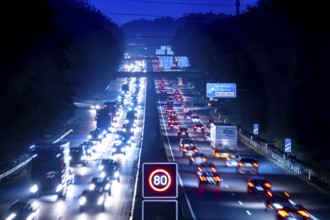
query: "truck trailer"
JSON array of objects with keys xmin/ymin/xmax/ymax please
[
  {"xmin": 210, "ymin": 123, "xmax": 237, "ymax": 151},
  {"xmin": 29, "ymin": 142, "xmax": 74, "ymax": 199}
]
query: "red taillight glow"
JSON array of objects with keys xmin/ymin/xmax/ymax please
[
  {"xmin": 213, "ymin": 176, "xmax": 221, "ymax": 181},
  {"xmin": 284, "ymin": 191, "xmax": 290, "ymax": 197},
  {"xmin": 264, "ymin": 183, "xmax": 271, "ymax": 188},
  {"xmin": 253, "ymin": 162, "xmax": 259, "ymax": 167},
  {"xmin": 197, "ymin": 167, "xmax": 202, "ymax": 172},
  {"xmin": 211, "ymin": 167, "xmax": 216, "ymax": 172},
  {"xmin": 298, "ymin": 210, "xmax": 310, "ymax": 218},
  {"xmin": 248, "ymin": 182, "xmax": 254, "ymax": 187},
  {"xmin": 202, "ymin": 157, "xmax": 207, "ymax": 162},
  {"xmin": 238, "ymin": 162, "xmax": 243, "ymax": 166},
  {"xmin": 199, "ymin": 176, "xmax": 206, "ymax": 181},
  {"xmin": 277, "ymin": 210, "xmax": 290, "ymax": 217}
]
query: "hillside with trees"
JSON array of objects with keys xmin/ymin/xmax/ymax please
[
  {"xmin": 180, "ymin": 0, "xmax": 330, "ymax": 182},
  {"xmin": 0, "ymin": 0, "xmax": 124, "ymax": 169}
]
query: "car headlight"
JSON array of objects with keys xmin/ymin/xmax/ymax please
[
  {"xmin": 100, "ymin": 172, "xmax": 106, "ymax": 178},
  {"xmin": 81, "ymin": 156, "xmax": 86, "ymax": 160},
  {"xmin": 127, "ymin": 140, "xmax": 131, "ymax": 144},
  {"xmin": 30, "ymin": 184, "xmax": 38, "ymax": 193},
  {"xmin": 98, "ymin": 135, "xmax": 102, "ymax": 139},
  {"xmin": 89, "ymin": 184, "xmax": 96, "ymax": 191},
  {"xmin": 88, "ymin": 135, "xmax": 92, "ymax": 139},
  {"xmin": 56, "ymin": 184, "xmax": 63, "ymax": 192},
  {"xmin": 98, "ymin": 165, "xmax": 104, "ymax": 171},
  {"xmin": 114, "ymin": 171, "xmax": 119, "ymax": 178},
  {"xmin": 115, "ymin": 134, "xmax": 119, "ymax": 139},
  {"xmin": 130, "ymin": 128, "xmax": 134, "ymax": 132},
  {"xmin": 121, "ymin": 147, "xmax": 126, "ymax": 152},
  {"xmin": 5, "ymin": 213, "xmax": 16, "ymax": 220},
  {"xmin": 79, "ymin": 196, "xmax": 87, "ymax": 206},
  {"xmin": 105, "ymin": 183, "xmax": 111, "ymax": 190},
  {"xmin": 97, "ymin": 196, "xmax": 105, "ymax": 205}
]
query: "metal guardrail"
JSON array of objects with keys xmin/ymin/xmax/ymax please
[
  {"xmin": 0, "ymin": 129, "xmax": 73, "ymax": 184},
  {"xmin": 238, "ymin": 132, "xmax": 306, "ymax": 176}
]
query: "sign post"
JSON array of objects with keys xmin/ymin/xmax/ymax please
[
  {"xmin": 285, "ymin": 138, "xmax": 292, "ymax": 157},
  {"xmin": 206, "ymin": 83, "xmax": 237, "ymax": 98},
  {"xmin": 142, "ymin": 162, "xmax": 178, "ymax": 219}
]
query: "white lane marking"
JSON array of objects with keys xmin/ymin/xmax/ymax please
[
  {"xmin": 159, "ymin": 81, "xmax": 197, "ymax": 220},
  {"xmin": 231, "ymin": 192, "xmax": 235, "ymax": 196},
  {"xmin": 246, "ymin": 210, "xmax": 251, "ymax": 215},
  {"xmin": 238, "ymin": 201, "xmax": 243, "ymax": 205}
]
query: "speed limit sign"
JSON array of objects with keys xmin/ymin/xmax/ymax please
[{"xmin": 143, "ymin": 162, "xmax": 178, "ymax": 198}]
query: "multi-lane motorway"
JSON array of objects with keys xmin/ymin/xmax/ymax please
[{"xmin": 0, "ymin": 76, "xmax": 330, "ymax": 220}]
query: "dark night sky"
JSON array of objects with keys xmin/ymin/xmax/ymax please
[{"xmin": 89, "ymin": 0, "xmax": 258, "ymax": 25}]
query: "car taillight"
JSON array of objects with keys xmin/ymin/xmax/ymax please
[
  {"xmin": 277, "ymin": 210, "xmax": 290, "ymax": 218},
  {"xmin": 202, "ymin": 157, "xmax": 207, "ymax": 162},
  {"xmin": 211, "ymin": 167, "xmax": 216, "ymax": 172},
  {"xmin": 214, "ymin": 176, "xmax": 221, "ymax": 181},
  {"xmin": 197, "ymin": 167, "xmax": 202, "ymax": 172},
  {"xmin": 247, "ymin": 182, "xmax": 254, "ymax": 187},
  {"xmin": 264, "ymin": 183, "xmax": 271, "ymax": 188},
  {"xmin": 215, "ymin": 153, "xmax": 220, "ymax": 157},
  {"xmin": 184, "ymin": 149, "xmax": 188, "ymax": 152},
  {"xmin": 191, "ymin": 157, "xmax": 195, "ymax": 161},
  {"xmin": 194, "ymin": 126, "xmax": 197, "ymax": 129},
  {"xmin": 298, "ymin": 210, "xmax": 310, "ymax": 218},
  {"xmin": 253, "ymin": 162, "xmax": 259, "ymax": 167},
  {"xmin": 200, "ymin": 176, "xmax": 206, "ymax": 181},
  {"xmin": 284, "ymin": 191, "xmax": 290, "ymax": 197},
  {"xmin": 266, "ymin": 190, "xmax": 272, "ymax": 197},
  {"xmin": 238, "ymin": 162, "xmax": 243, "ymax": 166},
  {"xmin": 194, "ymin": 149, "xmax": 198, "ymax": 152},
  {"xmin": 202, "ymin": 126, "xmax": 204, "ymax": 129}
]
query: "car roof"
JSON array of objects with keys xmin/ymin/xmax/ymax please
[
  {"xmin": 248, "ymin": 176, "xmax": 268, "ymax": 181},
  {"xmin": 200, "ymin": 171, "xmax": 219, "ymax": 176},
  {"xmin": 198, "ymin": 161, "xmax": 214, "ymax": 166},
  {"xmin": 239, "ymin": 157, "xmax": 258, "ymax": 162}
]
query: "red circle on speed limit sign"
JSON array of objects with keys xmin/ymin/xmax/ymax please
[
  {"xmin": 143, "ymin": 162, "xmax": 178, "ymax": 198},
  {"xmin": 148, "ymin": 169, "xmax": 172, "ymax": 192}
]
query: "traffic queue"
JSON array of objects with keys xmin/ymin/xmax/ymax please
[{"xmin": 156, "ymin": 77, "xmax": 315, "ymax": 220}]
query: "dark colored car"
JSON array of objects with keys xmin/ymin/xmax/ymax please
[
  {"xmin": 112, "ymin": 142, "xmax": 126, "ymax": 156},
  {"xmin": 70, "ymin": 146, "xmax": 88, "ymax": 166},
  {"xmin": 265, "ymin": 189, "xmax": 291, "ymax": 211},
  {"xmin": 98, "ymin": 159, "xmax": 120, "ymax": 182},
  {"xmin": 179, "ymin": 138, "xmax": 196, "ymax": 151},
  {"xmin": 247, "ymin": 176, "xmax": 271, "ymax": 193},
  {"xmin": 2, "ymin": 199, "xmax": 40, "ymax": 220},
  {"xmin": 79, "ymin": 141, "xmax": 95, "ymax": 156},
  {"xmin": 89, "ymin": 176, "xmax": 111, "ymax": 195},
  {"xmin": 88, "ymin": 128, "xmax": 106, "ymax": 143},
  {"xmin": 78, "ymin": 188, "xmax": 107, "ymax": 212},
  {"xmin": 272, "ymin": 202, "xmax": 312, "ymax": 220},
  {"xmin": 197, "ymin": 171, "xmax": 222, "ymax": 188},
  {"xmin": 193, "ymin": 122, "xmax": 205, "ymax": 132},
  {"xmin": 196, "ymin": 161, "xmax": 217, "ymax": 173},
  {"xmin": 178, "ymin": 127, "xmax": 189, "ymax": 138}
]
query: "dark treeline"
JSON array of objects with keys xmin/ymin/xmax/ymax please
[
  {"xmin": 176, "ymin": 0, "xmax": 330, "ymax": 181},
  {"xmin": 0, "ymin": 0, "xmax": 124, "ymax": 169}
]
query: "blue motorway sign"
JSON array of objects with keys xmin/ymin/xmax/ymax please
[
  {"xmin": 253, "ymin": 124, "xmax": 259, "ymax": 135},
  {"xmin": 285, "ymin": 138, "xmax": 292, "ymax": 153},
  {"xmin": 206, "ymin": 83, "xmax": 237, "ymax": 98},
  {"xmin": 159, "ymin": 56, "xmax": 173, "ymax": 68}
]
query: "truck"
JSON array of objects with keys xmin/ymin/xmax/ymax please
[
  {"xmin": 122, "ymin": 83, "xmax": 129, "ymax": 94},
  {"xmin": 29, "ymin": 142, "xmax": 74, "ymax": 199},
  {"xmin": 96, "ymin": 108, "xmax": 112, "ymax": 133},
  {"xmin": 210, "ymin": 123, "xmax": 237, "ymax": 152}
]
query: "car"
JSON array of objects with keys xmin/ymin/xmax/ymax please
[
  {"xmin": 2, "ymin": 199, "xmax": 40, "ymax": 220},
  {"xmin": 225, "ymin": 153, "xmax": 241, "ymax": 167},
  {"xmin": 247, "ymin": 176, "xmax": 271, "ymax": 193},
  {"xmin": 164, "ymin": 105, "xmax": 174, "ymax": 113},
  {"xmin": 78, "ymin": 188, "xmax": 107, "ymax": 212},
  {"xmin": 79, "ymin": 141, "xmax": 96, "ymax": 156},
  {"xmin": 112, "ymin": 142, "xmax": 126, "ymax": 156},
  {"xmin": 122, "ymin": 122, "xmax": 136, "ymax": 134},
  {"xmin": 166, "ymin": 97, "xmax": 174, "ymax": 104},
  {"xmin": 89, "ymin": 176, "xmax": 112, "ymax": 195},
  {"xmin": 189, "ymin": 152, "xmax": 207, "ymax": 165},
  {"xmin": 237, "ymin": 157, "xmax": 259, "ymax": 174},
  {"xmin": 265, "ymin": 189, "xmax": 291, "ymax": 211},
  {"xmin": 179, "ymin": 138, "xmax": 196, "ymax": 151},
  {"xmin": 98, "ymin": 159, "xmax": 120, "ymax": 182},
  {"xmin": 173, "ymin": 89, "xmax": 181, "ymax": 95},
  {"xmin": 193, "ymin": 122, "xmax": 205, "ymax": 132},
  {"xmin": 178, "ymin": 127, "xmax": 189, "ymax": 138},
  {"xmin": 167, "ymin": 111, "xmax": 178, "ymax": 118},
  {"xmin": 88, "ymin": 128, "xmax": 106, "ymax": 143},
  {"xmin": 195, "ymin": 161, "xmax": 217, "ymax": 173},
  {"xmin": 197, "ymin": 171, "xmax": 222, "ymax": 188},
  {"xmin": 207, "ymin": 118, "xmax": 217, "ymax": 124},
  {"xmin": 271, "ymin": 202, "xmax": 313, "ymax": 220},
  {"xmin": 70, "ymin": 146, "xmax": 88, "ymax": 166},
  {"xmin": 182, "ymin": 145, "xmax": 199, "ymax": 157},
  {"xmin": 212, "ymin": 148, "xmax": 236, "ymax": 159},
  {"xmin": 169, "ymin": 121, "xmax": 180, "ymax": 129},
  {"xmin": 191, "ymin": 115, "xmax": 200, "ymax": 122},
  {"xmin": 183, "ymin": 110, "xmax": 195, "ymax": 119}
]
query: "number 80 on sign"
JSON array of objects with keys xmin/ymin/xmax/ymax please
[{"xmin": 143, "ymin": 162, "xmax": 178, "ymax": 198}]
